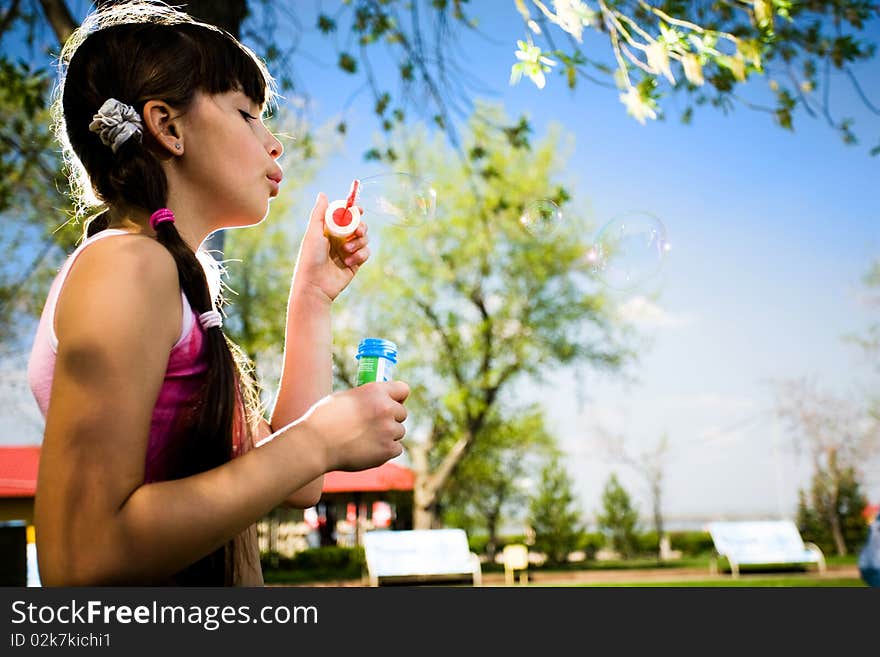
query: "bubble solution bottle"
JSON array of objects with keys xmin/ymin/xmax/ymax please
[{"xmin": 356, "ymin": 338, "xmax": 398, "ymax": 385}]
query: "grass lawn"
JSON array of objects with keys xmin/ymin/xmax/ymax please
[
  {"xmin": 263, "ymin": 553, "xmax": 866, "ymax": 587},
  {"xmin": 560, "ymin": 577, "xmax": 865, "ymax": 587}
]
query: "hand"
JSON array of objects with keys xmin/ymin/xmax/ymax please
[
  {"xmin": 293, "ymin": 192, "xmax": 371, "ymax": 303},
  {"xmin": 300, "ymin": 380, "xmax": 410, "ymax": 472}
]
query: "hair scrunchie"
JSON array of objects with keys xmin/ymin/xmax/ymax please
[
  {"xmin": 149, "ymin": 208, "xmax": 175, "ymax": 230},
  {"xmin": 199, "ymin": 310, "xmax": 223, "ymax": 330},
  {"xmin": 88, "ymin": 98, "xmax": 143, "ymax": 153}
]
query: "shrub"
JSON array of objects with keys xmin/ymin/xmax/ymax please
[
  {"xmin": 669, "ymin": 531, "xmax": 714, "ymax": 556},
  {"xmin": 261, "ymin": 546, "xmax": 365, "ymax": 583}
]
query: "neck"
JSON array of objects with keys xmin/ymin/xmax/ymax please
[{"xmin": 106, "ymin": 203, "xmax": 204, "ymax": 252}]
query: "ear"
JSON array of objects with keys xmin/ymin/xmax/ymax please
[{"xmin": 142, "ymin": 100, "xmax": 184, "ymax": 156}]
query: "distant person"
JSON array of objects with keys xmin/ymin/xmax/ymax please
[
  {"xmin": 27, "ymin": 0, "xmax": 409, "ymax": 586},
  {"xmin": 858, "ymin": 514, "xmax": 880, "ymax": 587}
]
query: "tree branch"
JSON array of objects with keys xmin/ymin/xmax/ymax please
[
  {"xmin": 37, "ymin": 0, "xmax": 76, "ymax": 44},
  {"xmin": 0, "ymin": 0, "xmax": 22, "ymax": 38}
]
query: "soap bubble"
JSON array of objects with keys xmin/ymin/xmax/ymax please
[
  {"xmin": 586, "ymin": 212, "xmax": 670, "ymax": 290},
  {"xmin": 356, "ymin": 172, "xmax": 437, "ymax": 228},
  {"xmin": 520, "ymin": 199, "xmax": 563, "ymax": 238}
]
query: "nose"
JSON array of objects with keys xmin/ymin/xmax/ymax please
[{"xmin": 267, "ymin": 131, "xmax": 283, "ymax": 159}]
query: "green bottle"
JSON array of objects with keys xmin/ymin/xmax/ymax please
[{"xmin": 356, "ymin": 338, "xmax": 398, "ymax": 385}]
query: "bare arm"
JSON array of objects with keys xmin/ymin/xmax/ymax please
[
  {"xmin": 34, "ymin": 238, "xmax": 329, "ymax": 585},
  {"xmin": 267, "ymin": 194, "xmax": 371, "ymax": 507},
  {"xmin": 263, "ymin": 286, "xmax": 331, "ymax": 507}
]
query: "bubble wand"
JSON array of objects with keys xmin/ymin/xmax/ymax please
[{"xmin": 324, "ymin": 179, "xmax": 362, "ymax": 239}]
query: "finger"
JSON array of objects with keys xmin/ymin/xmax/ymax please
[
  {"xmin": 311, "ymin": 192, "xmax": 329, "ymax": 230},
  {"xmin": 385, "ymin": 380, "xmax": 410, "ymax": 403},
  {"xmin": 353, "ymin": 220, "xmax": 368, "ymax": 238},
  {"xmin": 344, "ymin": 246, "xmax": 370, "ymax": 268},
  {"xmin": 393, "ymin": 401, "xmax": 408, "ymax": 423},
  {"xmin": 343, "ymin": 236, "xmax": 367, "ymax": 253}
]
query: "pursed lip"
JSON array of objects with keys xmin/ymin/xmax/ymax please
[{"xmin": 266, "ymin": 173, "xmax": 281, "ymax": 197}]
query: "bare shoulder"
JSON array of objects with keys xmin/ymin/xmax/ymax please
[
  {"xmin": 67, "ymin": 233, "xmax": 178, "ymax": 291},
  {"xmin": 56, "ymin": 233, "xmax": 181, "ymax": 352},
  {"xmin": 38, "ymin": 234, "xmax": 189, "ymax": 581}
]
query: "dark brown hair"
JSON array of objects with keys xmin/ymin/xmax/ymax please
[{"xmin": 52, "ymin": 1, "xmax": 274, "ymax": 585}]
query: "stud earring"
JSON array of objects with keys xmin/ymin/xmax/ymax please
[{"xmin": 174, "ymin": 143, "xmax": 181, "ymax": 150}]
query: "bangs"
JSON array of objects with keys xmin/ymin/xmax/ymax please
[{"xmin": 185, "ymin": 26, "xmax": 277, "ymax": 113}]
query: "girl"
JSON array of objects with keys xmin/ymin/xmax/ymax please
[{"xmin": 27, "ymin": 1, "xmax": 409, "ymax": 586}]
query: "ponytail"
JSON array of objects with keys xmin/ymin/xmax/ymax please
[{"xmin": 54, "ymin": 8, "xmax": 275, "ymax": 584}]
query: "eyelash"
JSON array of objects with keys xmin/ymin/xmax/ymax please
[{"xmin": 240, "ymin": 110, "xmax": 259, "ymax": 122}]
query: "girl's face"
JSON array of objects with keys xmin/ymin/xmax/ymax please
[{"xmin": 177, "ymin": 89, "xmax": 283, "ymax": 232}]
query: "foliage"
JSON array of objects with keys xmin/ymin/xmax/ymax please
[
  {"xmin": 332, "ymin": 102, "xmax": 632, "ymax": 528},
  {"xmin": 260, "ymin": 546, "xmax": 365, "ymax": 583},
  {"xmin": 527, "ymin": 452, "xmax": 587, "ymax": 564},
  {"xmin": 469, "ymin": 529, "xmax": 716, "ymax": 559},
  {"xmin": 596, "ymin": 472, "xmax": 641, "ymax": 558},
  {"xmin": 796, "ymin": 458, "xmax": 870, "ymax": 556},
  {"xmin": 509, "ymin": 1, "xmax": 879, "ymax": 153},
  {"xmin": 245, "ymin": 0, "xmax": 880, "ymax": 153},
  {"xmin": 2, "ymin": 0, "xmax": 878, "ymax": 345},
  {"xmin": 776, "ymin": 378, "xmax": 879, "ymax": 555},
  {"xmin": 441, "ymin": 405, "xmax": 556, "ymax": 556},
  {"xmin": 668, "ymin": 530, "xmax": 715, "ymax": 556},
  {"xmin": 595, "ymin": 429, "xmax": 670, "ymax": 554},
  {"xmin": 0, "ymin": 54, "xmax": 79, "ymax": 343},
  {"xmin": 577, "ymin": 531, "xmax": 606, "ymax": 559},
  {"xmin": 845, "ymin": 259, "xmax": 880, "ymax": 421}
]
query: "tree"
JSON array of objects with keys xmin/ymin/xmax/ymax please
[
  {"xmin": 776, "ymin": 377, "xmax": 879, "ymax": 556},
  {"xmin": 596, "ymin": 472, "xmax": 641, "ymax": 558},
  {"xmin": 507, "ymin": 1, "xmax": 880, "ymax": 153},
  {"xmin": 331, "ymin": 103, "xmax": 633, "ymax": 528},
  {"xmin": 441, "ymin": 405, "xmax": 555, "ymax": 559},
  {"xmin": 0, "ymin": 11, "xmax": 80, "ymax": 343},
  {"xmin": 595, "ymin": 429, "xmax": 669, "ymax": 557},
  {"xmin": 3, "ymin": 0, "xmax": 878, "ymax": 345},
  {"xmin": 796, "ymin": 453, "xmax": 869, "ymax": 556},
  {"xmin": 847, "ymin": 258, "xmax": 880, "ymax": 419},
  {"xmin": 527, "ymin": 451, "xmax": 586, "ymax": 565},
  {"xmin": 0, "ymin": 1, "xmax": 255, "ymax": 341}
]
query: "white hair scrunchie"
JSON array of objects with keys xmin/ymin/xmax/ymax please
[
  {"xmin": 199, "ymin": 310, "xmax": 223, "ymax": 330},
  {"xmin": 88, "ymin": 98, "xmax": 143, "ymax": 153}
]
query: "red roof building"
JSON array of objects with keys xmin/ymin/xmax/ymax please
[
  {"xmin": 0, "ymin": 446, "xmax": 41, "ymax": 524},
  {"xmin": 322, "ymin": 462, "xmax": 415, "ymax": 494},
  {"xmin": 0, "ymin": 446, "xmax": 39, "ymax": 498}
]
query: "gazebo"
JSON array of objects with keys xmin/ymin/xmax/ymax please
[
  {"xmin": 317, "ymin": 462, "xmax": 415, "ymax": 546},
  {"xmin": 0, "ymin": 446, "xmax": 39, "ymax": 524}
]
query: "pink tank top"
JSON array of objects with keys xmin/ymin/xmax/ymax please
[{"xmin": 27, "ymin": 228, "xmax": 239, "ymax": 483}]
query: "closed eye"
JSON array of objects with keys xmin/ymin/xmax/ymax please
[{"xmin": 240, "ymin": 110, "xmax": 259, "ymax": 122}]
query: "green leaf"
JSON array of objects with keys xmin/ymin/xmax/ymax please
[
  {"xmin": 317, "ymin": 14, "xmax": 337, "ymax": 33},
  {"xmin": 338, "ymin": 52, "xmax": 357, "ymax": 74},
  {"xmin": 375, "ymin": 92, "xmax": 391, "ymax": 115}
]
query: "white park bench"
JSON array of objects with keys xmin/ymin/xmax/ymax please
[
  {"xmin": 707, "ymin": 520, "xmax": 826, "ymax": 578},
  {"xmin": 362, "ymin": 528, "xmax": 483, "ymax": 586}
]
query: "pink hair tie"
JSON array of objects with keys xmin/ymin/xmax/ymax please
[{"xmin": 149, "ymin": 207, "xmax": 175, "ymax": 230}]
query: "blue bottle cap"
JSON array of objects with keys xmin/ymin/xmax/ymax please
[{"xmin": 356, "ymin": 338, "xmax": 398, "ymax": 363}]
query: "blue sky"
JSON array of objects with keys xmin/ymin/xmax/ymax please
[
  {"xmin": 3, "ymin": 2, "xmax": 878, "ymax": 527},
  {"xmin": 277, "ymin": 3, "xmax": 880, "ymax": 524}
]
